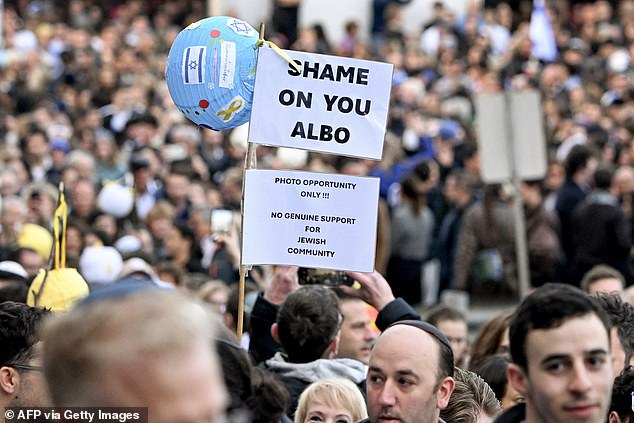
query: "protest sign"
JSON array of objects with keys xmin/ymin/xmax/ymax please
[
  {"xmin": 248, "ymin": 46, "xmax": 393, "ymax": 160},
  {"xmin": 241, "ymin": 169, "xmax": 380, "ymax": 271}
]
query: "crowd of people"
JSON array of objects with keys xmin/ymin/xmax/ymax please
[
  {"xmin": 2, "ymin": 268, "xmax": 633, "ymax": 423},
  {"xmin": 1, "ymin": 0, "xmax": 634, "ymax": 422},
  {"xmin": 2, "ymin": 0, "xmax": 634, "ymax": 303}
]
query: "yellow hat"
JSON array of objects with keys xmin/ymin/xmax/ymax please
[
  {"xmin": 27, "ymin": 268, "xmax": 89, "ymax": 312},
  {"xmin": 26, "ymin": 184, "xmax": 90, "ymax": 311},
  {"xmin": 17, "ymin": 223, "xmax": 53, "ymax": 261}
]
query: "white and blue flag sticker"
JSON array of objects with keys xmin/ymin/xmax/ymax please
[{"xmin": 182, "ymin": 46, "xmax": 207, "ymax": 85}]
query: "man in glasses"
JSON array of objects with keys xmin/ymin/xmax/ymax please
[{"xmin": 0, "ymin": 301, "xmax": 50, "ymax": 414}]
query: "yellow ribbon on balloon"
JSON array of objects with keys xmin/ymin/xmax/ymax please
[{"xmin": 217, "ymin": 98, "xmax": 244, "ymax": 121}]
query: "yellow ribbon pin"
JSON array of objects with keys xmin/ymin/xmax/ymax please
[{"xmin": 217, "ymin": 98, "xmax": 244, "ymax": 121}]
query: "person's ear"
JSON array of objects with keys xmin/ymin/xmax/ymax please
[
  {"xmin": 271, "ymin": 323, "xmax": 280, "ymax": 343},
  {"xmin": 324, "ymin": 334, "xmax": 340, "ymax": 359},
  {"xmin": 435, "ymin": 376, "xmax": 455, "ymax": 410},
  {"xmin": 608, "ymin": 410, "xmax": 621, "ymax": 423},
  {"xmin": 608, "ymin": 411, "xmax": 621, "ymax": 423},
  {"xmin": 0, "ymin": 367, "xmax": 19, "ymax": 395},
  {"xmin": 507, "ymin": 363, "xmax": 529, "ymax": 397}
]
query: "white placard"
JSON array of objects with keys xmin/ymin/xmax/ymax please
[
  {"xmin": 242, "ymin": 169, "xmax": 380, "ymax": 271},
  {"xmin": 476, "ymin": 90, "xmax": 547, "ymax": 183},
  {"xmin": 248, "ymin": 46, "xmax": 393, "ymax": 160}
]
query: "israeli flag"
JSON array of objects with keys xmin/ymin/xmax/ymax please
[
  {"xmin": 529, "ymin": 0, "xmax": 557, "ymax": 62},
  {"xmin": 182, "ymin": 46, "xmax": 206, "ymax": 85}
]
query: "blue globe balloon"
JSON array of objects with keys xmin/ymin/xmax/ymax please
[{"xmin": 166, "ymin": 16, "xmax": 259, "ymax": 131}]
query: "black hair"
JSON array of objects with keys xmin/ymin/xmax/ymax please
[
  {"xmin": 0, "ymin": 301, "xmax": 50, "ymax": 366},
  {"xmin": 399, "ymin": 175, "xmax": 424, "ymax": 215},
  {"xmin": 475, "ymin": 354, "xmax": 511, "ymax": 402},
  {"xmin": 461, "ymin": 142, "xmax": 479, "ymax": 162},
  {"xmin": 173, "ymin": 223, "xmax": 196, "ymax": 244},
  {"xmin": 609, "ymin": 366, "xmax": 634, "ymax": 422},
  {"xmin": 509, "ymin": 283, "xmax": 610, "ymax": 371},
  {"xmin": 276, "ymin": 285, "xmax": 341, "ymax": 363},
  {"xmin": 215, "ymin": 326, "xmax": 289, "ymax": 423},
  {"xmin": 125, "ymin": 113, "xmax": 158, "ymax": 130},
  {"xmin": 593, "ymin": 165, "xmax": 614, "ymax": 190},
  {"xmin": 564, "ymin": 144, "xmax": 593, "ymax": 179},
  {"xmin": 413, "ymin": 161, "xmax": 433, "ymax": 182},
  {"xmin": 0, "ymin": 282, "xmax": 29, "ymax": 303},
  {"xmin": 591, "ymin": 293, "xmax": 634, "ymax": 367}
]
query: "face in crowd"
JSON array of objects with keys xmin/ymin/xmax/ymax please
[
  {"xmin": 507, "ymin": 285, "xmax": 614, "ymax": 423},
  {"xmin": 337, "ymin": 298, "xmax": 377, "ymax": 365},
  {"xmin": 366, "ymin": 324, "xmax": 454, "ymax": 423}
]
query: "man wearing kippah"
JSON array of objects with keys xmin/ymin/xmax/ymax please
[{"xmin": 362, "ymin": 319, "xmax": 455, "ymax": 423}]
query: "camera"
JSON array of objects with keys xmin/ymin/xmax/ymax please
[{"xmin": 298, "ymin": 267, "xmax": 354, "ymax": 287}]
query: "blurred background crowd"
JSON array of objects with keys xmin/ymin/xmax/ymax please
[{"xmin": 1, "ymin": 0, "xmax": 634, "ymax": 309}]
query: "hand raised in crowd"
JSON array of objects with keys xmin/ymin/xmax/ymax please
[
  {"xmin": 340, "ymin": 270, "xmax": 395, "ymax": 311},
  {"xmin": 263, "ymin": 265, "xmax": 299, "ymax": 305},
  {"xmin": 212, "ymin": 219, "xmax": 241, "ymax": 269}
]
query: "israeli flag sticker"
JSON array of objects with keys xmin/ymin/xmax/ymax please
[{"xmin": 182, "ymin": 46, "xmax": 207, "ymax": 85}]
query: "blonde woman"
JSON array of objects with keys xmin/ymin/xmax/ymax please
[{"xmin": 294, "ymin": 378, "xmax": 367, "ymax": 423}]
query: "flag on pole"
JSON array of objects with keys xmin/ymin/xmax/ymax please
[{"xmin": 529, "ymin": 0, "xmax": 558, "ymax": 62}]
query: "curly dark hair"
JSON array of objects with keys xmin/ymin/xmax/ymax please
[
  {"xmin": 0, "ymin": 301, "xmax": 50, "ymax": 366},
  {"xmin": 591, "ymin": 293, "xmax": 634, "ymax": 369},
  {"xmin": 609, "ymin": 366, "xmax": 634, "ymax": 422}
]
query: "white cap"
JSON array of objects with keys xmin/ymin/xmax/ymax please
[
  {"xmin": 0, "ymin": 261, "xmax": 28, "ymax": 280},
  {"xmin": 97, "ymin": 184, "xmax": 134, "ymax": 218},
  {"xmin": 114, "ymin": 235, "xmax": 142, "ymax": 254},
  {"xmin": 79, "ymin": 246, "xmax": 124, "ymax": 284}
]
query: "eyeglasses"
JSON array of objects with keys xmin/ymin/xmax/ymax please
[{"xmin": 5, "ymin": 363, "xmax": 43, "ymax": 372}]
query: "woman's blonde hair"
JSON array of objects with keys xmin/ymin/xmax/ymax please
[{"xmin": 294, "ymin": 378, "xmax": 368, "ymax": 423}]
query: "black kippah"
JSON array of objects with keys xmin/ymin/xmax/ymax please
[{"xmin": 386, "ymin": 319, "xmax": 452, "ymax": 352}]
